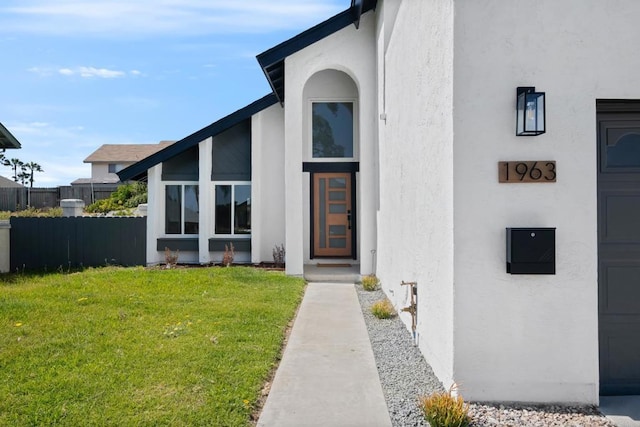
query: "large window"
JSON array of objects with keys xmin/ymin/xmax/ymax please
[
  {"xmin": 214, "ymin": 184, "xmax": 251, "ymax": 235},
  {"xmin": 312, "ymin": 102, "xmax": 354, "ymax": 158},
  {"xmin": 165, "ymin": 184, "xmax": 199, "ymax": 234}
]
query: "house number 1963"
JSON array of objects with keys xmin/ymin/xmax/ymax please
[{"xmin": 498, "ymin": 161, "xmax": 556, "ymax": 183}]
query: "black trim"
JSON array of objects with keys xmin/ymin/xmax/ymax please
[
  {"xmin": 303, "ymin": 162, "xmax": 359, "ymax": 173},
  {"xmin": 157, "ymin": 238, "xmax": 198, "ymax": 252},
  {"xmin": 257, "ymin": 1, "xmax": 377, "ymax": 104},
  {"xmin": 208, "ymin": 238, "xmax": 251, "ymax": 252},
  {"xmin": 0, "ymin": 122, "xmax": 21, "ymax": 149},
  {"xmin": 596, "ymin": 99, "xmax": 640, "ymax": 113},
  {"xmin": 118, "ymin": 94, "xmax": 278, "ymax": 182}
]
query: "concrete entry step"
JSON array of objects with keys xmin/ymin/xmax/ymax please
[{"xmin": 303, "ymin": 263, "xmax": 361, "ymax": 283}]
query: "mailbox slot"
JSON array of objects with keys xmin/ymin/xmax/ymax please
[{"xmin": 506, "ymin": 228, "xmax": 555, "ymax": 274}]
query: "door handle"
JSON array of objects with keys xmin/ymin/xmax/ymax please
[{"xmin": 347, "ymin": 210, "xmax": 351, "ymax": 230}]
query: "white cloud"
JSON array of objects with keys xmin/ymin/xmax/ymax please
[
  {"xmin": 0, "ymin": 0, "xmax": 345, "ymax": 37},
  {"xmin": 58, "ymin": 66, "xmax": 126, "ymax": 79}
]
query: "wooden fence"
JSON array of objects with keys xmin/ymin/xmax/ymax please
[
  {"xmin": 10, "ymin": 216, "xmax": 146, "ymax": 271},
  {"xmin": 0, "ymin": 185, "xmax": 119, "ymax": 211}
]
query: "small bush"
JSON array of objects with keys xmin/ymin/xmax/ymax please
[
  {"xmin": 85, "ymin": 182, "xmax": 147, "ymax": 214},
  {"xmin": 419, "ymin": 386, "xmax": 470, "ymax": 427},
  {"xmin": 272, "ymin": 243, "xmax": 285, "ymax": 267},
  {"xmin": 1, "ymin": 207, "xmax": 62, "ymax": 218},
  {"xmin": 164, "ymin": 247, "xmax": 179, "ymax": 268},
  {"xmin": 370, "ymin": 299, "xmax": 395, "ymax": 319},
  {"xmin": 361, "ymin": 274, "xmax": 380, "ymax": 291},
  {"xmin": 222, "ymin": 243, "xmax": 235, "ymax": 266}
]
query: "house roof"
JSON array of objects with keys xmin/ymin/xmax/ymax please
[
  {"xmin": 257, "ymin": 0, "xmax": 377, "ymax": 104},
  {"xmin": 118, "ymin": 1, "xmax": 377, "ymax": 182},
  {"xmin": 84, "ymin": 141, "xmax": 174, "ymax": 164},
  {"xmin": 0, "ymin": 122, "xmax": 21, "ymax": 149},
  {"xmin": 117, "ymin": 93, "xmax": 279, "ymax": 182},
  {"xmin": 0, "ymin": 175, "xmax": 24, "ymax": 188}
]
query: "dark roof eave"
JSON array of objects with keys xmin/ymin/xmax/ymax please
[
  {"xmin": 117, "ymin": 93, "xmax": 278, "ymax": 182},
  {"xmin": 256, "ymin": 1, "xmax": 377, "ymax": 104},
  {"xmin": 0, "ymin": 122, "xmax": 21, "ymax": 149}
]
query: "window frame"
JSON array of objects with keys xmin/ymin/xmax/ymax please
[
  {"xmin": 212, "ymin": 181, "xmax": 252, "ymax": 238},
  {"xmin": 163, "ymin": 182, "xmax": 199, "ymax": 236},
  {"xmin": 308, "ymin": 98, "xmax": 358, "ymax": 162}
]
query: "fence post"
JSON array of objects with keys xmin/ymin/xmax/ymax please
[
  {"xmin": 0, "ymin": 220, "xmax": 10, "ymax": 272},
  {"xmin": 61, "ymin": 199, "xmax": 85, "ymax": 217}
]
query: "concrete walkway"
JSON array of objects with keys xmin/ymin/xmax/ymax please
[
  {"xmin": 257, "ymin": 283, "xmax": 392, "ymax": 427},
  {"xmin": 600, "ymin": 396, "xmax": 640, "ymax": 427}
]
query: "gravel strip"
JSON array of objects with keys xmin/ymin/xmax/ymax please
[{"xmin": 355, "ymin": 285, "xmax": 615, "ymax": 427}]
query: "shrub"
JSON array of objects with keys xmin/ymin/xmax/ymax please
[
  {"xmin": 86, "ymin": 182, "xmax": 147, "ymax": 214},
  {"xmin": 272, "ymin": 243, "xmax": 285, "ymax": 267},
  {"xmin": 361, "ymin": 274, "xmax": 380, "ymax": 291},
  {"xmin": 370, "ymin": 299, "xmax": 395, "ymax": 319},
  {"xmin": 164, "ymin": 247, "xmax": 179, "ymax": 268},
  {"xmin": 418, "ymin": 386, "xmax": 471, "ymax": 427},
  {"xmin": 222, "ymin": 243, "xmax": 235, "ymax": 266},
  {"xmin": 1, "ymin": 207, "xmax": 62, "ymax": 218}
]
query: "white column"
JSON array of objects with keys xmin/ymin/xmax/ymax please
[
  {"xmin": 251, "ymin": 115, "xmax": 263, "ymax": 264},
  {"xmin": 147, "ymin": 164, "xmax": 164, "ymax": 265},
  {"xmin": 199, "ymin": 137, "xmax": 213, "ymax": 264}
]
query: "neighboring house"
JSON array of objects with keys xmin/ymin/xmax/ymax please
[
  {"xmin": 73, "ymin": 141, "xmax": 174, "ymax": 185},
  {"xmin": 119, "ymin": 0, "xmax": 640, "ymax": 405},
  {"xmin": 0, "ymin": 175, "xmax": 24, "ymax": 188},
  {"xmin": 0, "ymin": 121, "xmax": 22, "ymax": 184}
]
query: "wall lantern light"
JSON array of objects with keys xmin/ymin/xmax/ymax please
[{"xmin": 516, "ymin": 86, "xmax": 545, "ymax": 136}]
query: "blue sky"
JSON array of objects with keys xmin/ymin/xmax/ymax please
[{"xmin": 0, "ymin": 0, "xmax": 346, "ymax": 186}]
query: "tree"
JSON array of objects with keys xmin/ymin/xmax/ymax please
[
  {"xmin": 24, "ymin": 162, "xmax": 44, "ymax": 188},
  {"xmin": 3, "ymin": 158, "xmax": 25, "ymax": 182},
  {"xmin": 17, "ymin": 170, "xmax": 30, "ymax": 186}
]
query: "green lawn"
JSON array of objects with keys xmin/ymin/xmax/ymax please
[{"xmin": 0, "ymin": 267, "xmax": 305, "ymax": 426}]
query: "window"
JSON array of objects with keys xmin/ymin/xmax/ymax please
[
  {"xmin": 165, "ymin": 184, "xmax": 199, "ymax": 234},
  {"xmin": 214, "ymin": 184, "xmax": 251, "ymax": 235},
  {"xmin": 312, "ymin": 102, "xmax": 354, "ymax": 158}
]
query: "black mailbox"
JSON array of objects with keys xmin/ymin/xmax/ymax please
[{"xmin": 506, "ymin": 228, "xmax": 555, "ymax": 274}]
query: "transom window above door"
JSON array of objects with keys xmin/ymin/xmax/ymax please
[{"xmin": 312, "ymin": 102, "xmax": 354, "ymax": 158}]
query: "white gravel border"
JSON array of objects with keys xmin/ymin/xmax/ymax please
[{"xmin": 355, "ymin": 284, "xmax": 615, "ymax": 427}]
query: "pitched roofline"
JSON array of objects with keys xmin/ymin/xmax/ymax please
[
  {"xmin": 257, "ymin": 1, "xmax": 377, "ymax": 104},
  {"xmin": 117, "ymin": 93, "xmax": 278, "ymax": 182},
  {"xmin": 0, "ymin": 122, "xmax": 21, "ymax": 149}
]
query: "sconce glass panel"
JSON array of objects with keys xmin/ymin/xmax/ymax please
[{"xmin": 516, "ymin": 87, "xmax": 546, "ymax": 136}]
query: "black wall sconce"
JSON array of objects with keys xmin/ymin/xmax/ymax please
[{"xmin": 516, "ymin": 87, "xmax": 545, "ymax": 136}]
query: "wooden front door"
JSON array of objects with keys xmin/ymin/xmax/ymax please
[
  {"xmin": 598, "ymin": 102, "xmax": 640, "ymax": 395},
  {"xmin": 313, "ymin": 172, "xmax": 353, "ymax": 257}
]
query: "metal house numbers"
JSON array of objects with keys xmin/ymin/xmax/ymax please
[{"xmin": 498, "ymin": 161, "xmax": 556, "ymax": 183}]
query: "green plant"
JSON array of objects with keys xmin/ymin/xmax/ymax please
[
  {"xmin": 419, "ymin": 385, "xmax": 471, "ymax": 427},
  {"xmin": 2, "ymin": 207, "xmax": 62, "ymax": 218},
  {"xmin": 370, "ymin": 298, "xmax": 395, "ymax": 319},
  {"xmin": 85, "ymin": 182, "xmax": 147, "ymax": 214},
  {"xmin": 361, "ymin": 274, "xmax": 380, "ymax": 291}
]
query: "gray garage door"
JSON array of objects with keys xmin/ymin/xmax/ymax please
[{"xmin": 597, "ymin": 101, "xmax": 640, "ymax": 395}]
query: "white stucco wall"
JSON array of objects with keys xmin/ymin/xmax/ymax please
[
  {"xmin": 146, "ymin": 164, "xmax": 164, "ymax": 265},
  {"xmin": 91, "ymin": 163, "xmax": 128, "ymax": 181},
  {"xmin": 252, "ymin": 104, "xmax": 286, "ymax": 264},
  {"xmin": 448, "ymin": 0, "xmax": 640, "ymax": 404},
  {"xmin": 284, "ymin": 11, "xmax": 377, "ymax": 276},
  {"xmin": 376, "ymin": 0, "xmax": 455, "ymax": 390}
]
